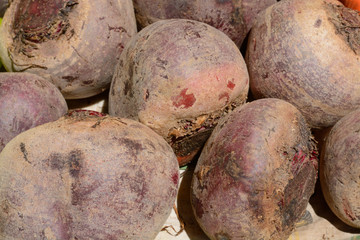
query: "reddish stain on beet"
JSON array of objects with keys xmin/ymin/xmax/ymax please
[
  {"xmin": 343, "ymin": 198, "xmax": 357, "ymax": 221},
  {"xmin": 218, "ymin": 92, "xmax": 229, "ymax": 102},
  {"xmin": 172, "ymin": 88, "xmax": 196, "ymax": 108},
  {"xmin": 171, "ymin": 172, "xmax": 179, "ymax": 185},
  {"xmin": 227, "ymin": 80, "xmax": 235, "ymax": 90},
  {"xmin": 291, "ymin": 148, "xmax": 318, "ymax": 175}
]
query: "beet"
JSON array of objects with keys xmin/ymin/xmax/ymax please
[
  {"xmin": 320, "ymin": 108, "xmax": 360, "ymax": 228},
  {"xmin": 109, "ymin": 19, "xmax": 249, "ymax": 166},
  {"xmin": 191, "ymin": 98, "xmax": 318, "ymax": 240},
  {"xmin": 133, "ymin": 0, "xmax": 278, "ymax": 47},
  {"xmin": 0, "ymin": 72, "xmax": 68, "ymax": 152},
  {"xmin": 0, "ymin": 0, "xmax": 137, "ymax": 99},
  {"xmin": 0, "ymin": 112, "xmax": 179, "ymax": 239},
  {"xmin": 245, "ymin": 0, "xmax": 360, "ymax": 128}
]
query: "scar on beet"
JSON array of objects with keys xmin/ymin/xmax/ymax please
[{"xmin": 20, "ymin": 142, "xmax": 31, "ymax": 164}]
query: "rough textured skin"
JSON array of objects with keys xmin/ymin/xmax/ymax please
[
  {"xmin": 245, "ymin": 0, "xmax": 360, "ymax": 128},
  {"xmin": 133, "ymin": 0, "xmax": 278, "ymax": 47},
  {"xmin": 191, "ymin": 98, "xmax": 318, "ymax": 240},
  {"xmin": 0, "ymin": 113, "xmax": 179, "ymax": 239},
  {"xmin": 0, "ymin": 0, "xmax": 137, "ymax": 99},
  {"xmin": 109, "ymin": 19, "xmax": 249, "ymax": 166},
  {"xmin": 320, "ymin": 108, "xmax": 360, "ymax": 229},
  {"xmin": 0, "ymin": 72, "xmax": 68, "ymax": 152}
]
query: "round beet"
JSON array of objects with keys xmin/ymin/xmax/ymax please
[
  {"xmin": 0, "ymin": 72, "xmax": 68, "ymax": 152},
  {"xmin": 320, "ymin": 108, "xmax": 360, "ymax": 228},
  {"xmin": 0, "ymin": 0, "xmax": 137, "ymax": 99},
  {"xmin": 109, "ymin": 19, "xmax": 249, "ymax": 166},
  {"xmin": 245, "ymin": 0, "xmax": 360, "ymax": 128},
  {"xmin": 0, "ymin": 112, "xmax": 179, "ymax": 239},
  {"xmin": 191, "ymin": 98, "xmax": 318, "ymax": 240},
  {"xmin": 133, "ymin": 0, "xmax": 278, "ymax": 47}
]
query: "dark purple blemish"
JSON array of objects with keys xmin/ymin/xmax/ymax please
[
  {"xmin": 171, "ymin": 172, "xmax": 179, "ymax": 185},
  {"xmin": 82, "ymin": 80, "xmax": 94, "ymax": 85},
  {"xmin": 68, "ymin": 149, "xmax": 82, "ymax": 178},
  {"xmin": 62, "ymin": 75, "xmax": 78, "ymax": 82},
  {"xmin": 216, "ymin": 0, "xmax": 231, "ymax": 4},
  {"xmin": 314, "ymin": 18, "xmax": 322, "ymax": 28},
  {"xmin": 191, "ymin": 195, "xmax": 204, "ymax": 218},
  {"xmin": 172, "ymin": 88, "xmax": 196, "ymax": 108}
]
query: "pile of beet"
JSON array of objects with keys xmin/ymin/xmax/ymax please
[{"xmin": 0, "ymin": 0, "xmax": 360, "ymax": 239}]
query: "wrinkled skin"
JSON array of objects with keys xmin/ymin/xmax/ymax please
[
  {"xmin": 109, "ymin": 19, "xmax": 249, "ymax": 166},
  {"xmin": 320, "ymin": 108, "xmax": 360, "ymax": 229},
  {"xmin": 246, "ymin": 0, "xmax": 360, "ymax": 128},
  {"xmin": 0, "ymin": 0, "xmax": 137, "ymax": 99},
  {"xmin": 133, "ymin": 0, "xmax": 278, "ymax": 47},
  {"xmin": 0, "ymin": 113, "xmax": 179, "ymax": 239},
  {"xmin": 191, "ymin": 98, "xmax": 318, "ymax": 240},
  {"xmin": 0, "ymin": 72, "xmax": 68, "ymax": 152}
]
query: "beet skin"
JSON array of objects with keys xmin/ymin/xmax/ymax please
[
  {"xmin": 320, "ymin": 108, "xmax": 360, "ymax": 229},
  {"xmin": 0, "ymin": 72, "xmax": 68, "ymax": 152},
  {"xmin": 109, "ymin": 19, "xmax": 249, "ymax": 166},
  {"xmin": 0, "ymin": 112, "xmax": 179, "ymax": 239},
  {"xmin": 191, "ymin": 98, "xmax": 318, "ymax": 240}
]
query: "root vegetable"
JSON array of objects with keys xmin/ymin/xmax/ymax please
[
  {"xmin": 0, "ymin": 72, "xmax": 67, "ymax": 152},
  {"xmin": 0, "ymin": 0, "xmax": 137, "ymax": 99},
  {"xmin": 133, "ymin": 0, "xmax": 278, "ymax": 47},
  {"xmin": 245, "ymin": 0, "xmax": 360, "ymax": 128},
  {"xmin": 109, "ymin": 19, "xmax": 249, "ymax": 166},
  {"xmin": 0, "ymin": 111, "xmax": 179, "ymax": 239},
  {"xmin": 320, "ymin": 108, "xmax": 360, "ymax": 228},
  {"xmin": 191, "ymin": 98, "xmax": 318, "ymax": 240}
]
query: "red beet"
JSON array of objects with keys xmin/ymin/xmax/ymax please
[
  {"xmin": 320, "ymin": 108, "xmax": 360, "ymax": 228},
  {"xmin": 246, "ymin": 0, "xmax": 360, "ymax": 128},
  {"xmin": 0, "ymin": 0, "xmax": 137, "ymax": 99},
  {"xmin": 133, "ymin": 0, "xmax": 278, "ymax": 47},
  {"xmin": 0, "ymin": 72, "xmax": 68, "ymax": 152},
  {"xmin": 191, "ymin": 98, "xmax": 318, "ymax": 239},
  {"xmin": 0, "ymin": 112, "xmax": 179, "ymax": 239},
  {"xmin": 109, "ymin": 19, "xmax": 249, "ymax": 166}
]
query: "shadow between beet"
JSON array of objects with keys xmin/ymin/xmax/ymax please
[{"xmin": 177, "ymin": 160, "xmax": 210, "ymax": 240}]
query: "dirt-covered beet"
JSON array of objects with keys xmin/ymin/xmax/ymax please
[
  {"xmin": 109, "ymin": 19, "xmax": 249, "ymax": 166},
  {"xmin": 320, "ymin": 108, "xmax": 360, "ymax": 228},
  {"xmin": 0, "ymin": 111, "xmax": 179, "ymax": 239},
  {"xmin": 245, "ymin": 0, "xmax": 360, "ymax": 128},
  {"xmin": 191, "ymin": 98, "xmax": 318, "ymax": 240},
  {"xmin": 0, "ymin": 0, "xmax": 137, "ymax": 99},
  {"xmin": 133, "ymin": 0, "xmax": 278, "ymax": 47},
  {"xmin": 0, "ymin": 72, "xmax": 68, "ymax": 152}
]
